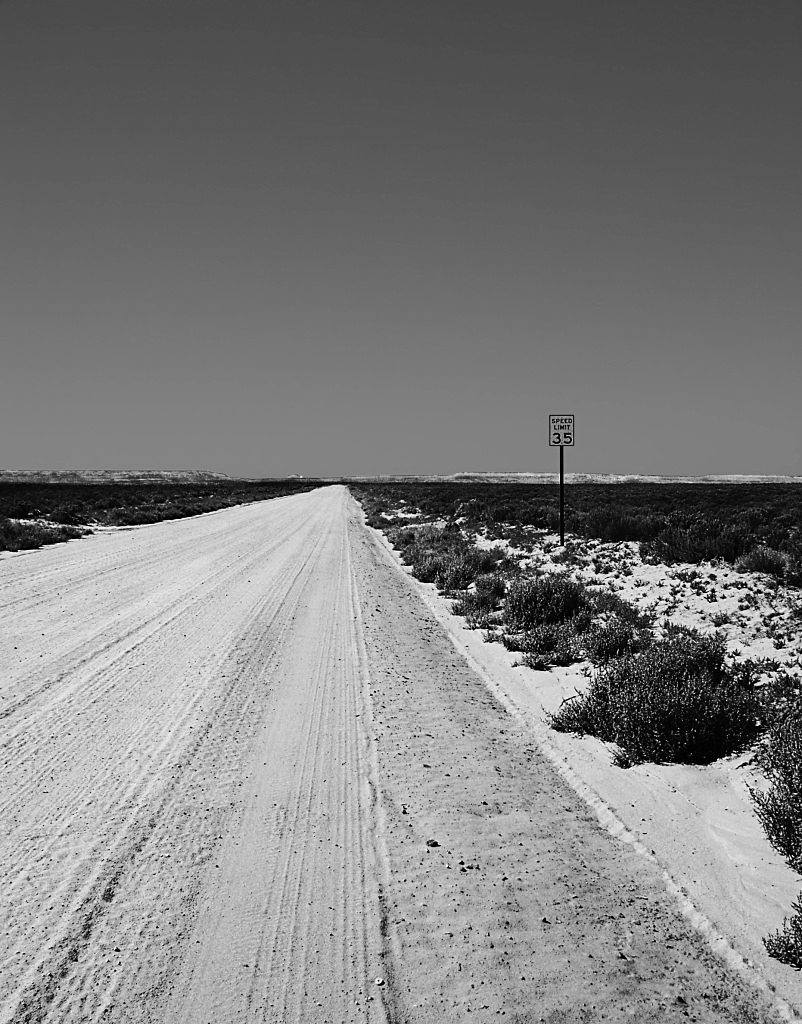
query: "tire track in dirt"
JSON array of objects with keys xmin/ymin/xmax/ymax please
[
  {"xmin": 0, "ymin": 501, "xmax": 318, "ymax": 724},
  {"xmin": 0, "ymin": 488, "xmax": 388, "ymax": 1023},
  {"xmin": 2, "ymin": 495, "xmax": 324, "ymax": 1021},
  {"xmin": 162, "ymin": 493, "xmax": 389, "ymax": 1024}
]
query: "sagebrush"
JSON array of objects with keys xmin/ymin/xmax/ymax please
[
  {"xmin": 750, "ymin": 708, "xmax": 802, "ymax": 874},
  {"xmin": 504, "ymin": 575, "xmax": 589, "ymax": 630},
  {"xmin": 548, "ymin": 629, "xmax": 760, "ymax": 766},
  {"xmin": 0, "ymin": 517, "xmax": 87, "ymax": 551}
]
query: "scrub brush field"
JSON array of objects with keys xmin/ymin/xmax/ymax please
[{"xmin": 352, "ymin": 480, "xmax": 802, "ymax": 987}]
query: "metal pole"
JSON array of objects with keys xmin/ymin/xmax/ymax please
[{"xmin": 559, "ymin": 445, "xmax": 565, "ymax": 545}]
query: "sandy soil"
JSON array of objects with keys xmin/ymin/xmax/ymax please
[
  {"xmin": 0, "ymin": 486, "xmax": 793, "ymax": 1022},
  {"xmin": 1, "ymin": 488, "xmax": 387, "ymax": 1024},
  {"xmin": 462, "ymin": 527, "xmax": 802, "ymax": 1008}
]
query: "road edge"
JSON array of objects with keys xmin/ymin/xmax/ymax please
[{"xmin": 355, "ymin": 507, "xmax": 802, "ymax": 1024}]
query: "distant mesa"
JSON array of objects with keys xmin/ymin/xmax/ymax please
[
  {"xmin": 0, "ymin": 470, "xmax": 232, "ymax": 483},
  {"xmin": 346, "ymin": 471, "xmax": 802, "ymax": 484},
  {"xmin": 450, "ymin": 472, "xmax": 802, "ymax": 484},
  {"xmin": 3, "ymin": 470, "xmax": 800, "ymax": 485}
]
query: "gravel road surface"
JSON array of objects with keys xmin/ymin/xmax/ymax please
[{"xmin": 0, "ymin": 486, "xmax": 787, "ymax": 1023}]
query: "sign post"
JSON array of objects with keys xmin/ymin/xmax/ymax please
[{"xmin": 548, "ymin": 414, "xmax": 574, "ymax": 545}]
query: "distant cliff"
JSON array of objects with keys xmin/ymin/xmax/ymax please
[{"xmin": 0, "ymin": 470, "xmax": 232, "ymax": 483}]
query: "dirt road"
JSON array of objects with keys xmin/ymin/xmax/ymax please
[{"xmin": 0, "ymin": 486, "xmax": 788, "ymax": 1022}]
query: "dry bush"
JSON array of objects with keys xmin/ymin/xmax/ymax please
[
  {"xmin": 450, "ymin": 590, "xmax": 497, "ymax": 628},
  {"xmin": 520, "ymin": 622, "xmax": 582, "ymax": 669},
  {"xmin": 583, "ymin": 619, "xmax": 652, "ymax": 665},
  {"xmin": 735, "ymin": 546, "xmax": 788, "ymax": 578},
  {"xmin": 387, "ymin": 523, "xmax": 506, "ymax": 594},
  {"xmin": 475, "ymin": 572, "xmax": 507, "ymax": 602},
  {"xmin": 763, "ymin": 897, "xmax": 802, "ymax": 968},
  {"xmin": 641, "ymin": 522, "xmax": 751, "ymax": 565},
  {"xmin": 504, "ymin": 575, "xmax": 589, "ymax": 631},
  {"xmin": 0, "ymin": 517, "xmax": 87, "ymax": 551},
  {"xmin": 587, "ymin": 588, "xmax": 655, "ymax": 628},
  {"xmin": 548, "ymin": 629, "xmax": 760, "ymax": 766},
  {"xmin": 750, "ymin": 707, "xmax": 802, "ymax": 874}
]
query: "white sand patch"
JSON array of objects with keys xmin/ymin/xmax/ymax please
[{"xmin": 501, "ymin": 530, "xmax": 802, "ymax": 669}]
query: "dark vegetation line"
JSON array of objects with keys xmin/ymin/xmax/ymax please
[
  {"xmin": 353, "ymin": 480, "xmax": 802, "ymax": 582},
  {"xmin": 0, "ymin": 480, "xmax": 321, "ymax": 551},
  {"xmin": 349, "ymin": 481, "xmax": 802, "ymax": 968}
]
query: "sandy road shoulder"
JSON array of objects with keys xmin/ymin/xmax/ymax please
[{"xmin": 347, "ymin": 499, "xmax": 787, "ymax": 1023}]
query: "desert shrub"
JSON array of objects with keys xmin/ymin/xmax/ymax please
[
  {"xmin": 112, "ymin": 508, "xmax": 163, "ymax": 525},
  {"xmin": 432, "ymin": 549, "xmax": 504, "ymax": 592},
  {"xmin": 423, "ymin": 522, "xmax": 460, "ymax": 545},
  {"xmin": 520, "ymin": 622, "xmax": 582, "ymax": 668},
  {"xmin": 412, "ymin": 553, "xmax": 444, "ymax": 584},
  {"xmin": 366, "ymin": 512, "xmax": 395, "ymax": 530},
  {"xmin": 548, "ymin": 629, "xmax": 760, "ymax": 765},
  {"xmin": 579, "ymin": 511, "xmax": 666, "ymax": 544},
  {"xmin": 434, "ymin": 553, "xmax": 480, "ymax": 591},
  {"xmin": 502, "ymin": 526, "xmax": 537, "ymax": 551},
  {"xmin": 501, "ymin": 631, "xmax": 528, "ymax": 653},
  {"xmin": 749, "ymin": 694, "xmax": 802, "ymax": 967},
  {"xmin": 402, "ymin": 526, "xmax": 458, "ymax": 582},
  {"xmin": 551, "ymin": 541, "xmax": 584, "ymax": 566},
  {"xmin": 475, "ymin": 573, "xmax": 507, "ymax": 602},
  {"xmin": 763, "ymin": 899, "xmax": 802, "ymax": 969},
  {"xmin": 587, "ymin": 588, "xmax": 654, "ymax": 628},
  {"xmin": 735, "ymin": 546, "xmax": 788, "ymax": 578},
  {"xmin": 387, "ymin": 526, "xmax": 417, "ymax": 549},
  {"xmin": 757, "ymin": 670, "xmax": 802, "ymax": 728},
  {"xmin": 450, "ymin": 589, "xmax": 497, "ymax": 627},
  {"xmin": 50, "ymin": 506, "xmax": 82, "ymax": 525},
  {"xmin": 786, "ymin": 562, "xmax": 802, "ymax": 588},
  {"xmin": 749, "ymin": 707, "xmax": 802, "ymax": 873},
  {"xmin": 480, "ymin": 546, "xmax": 507, "ymax": 570},
  {"xmin": 569, "ymin": 608, "xmax": 593, "ymax": 634},
  {"xmin": 0, "ymin": 517, "xmax": 87, "ymax": 551},
  {"xmin": 641, "ymin": 522, "xmax": 751, "ymax": 565},
  {"xmin": 583, "ymin": 619, "xmax": 652, "ymax": 665},
  {"xmin": 406, "ymin": 523, "xmax": 460, "ymax": 558},
  {"xmin": 394, "ymin": 524, "xmax": 505, "ymax": 594},
  {"xmin": 504, "ymin": 575, "xmax": 589, "ymax": 631},
  {"xmin": 450, "ymin": 572, "xmax": 509, "ymax": 628}
]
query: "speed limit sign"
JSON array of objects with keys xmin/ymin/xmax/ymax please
[
  {"xmin": 549, "ymin": 414, "xmax": 574, "ymax": 446},
  {"xmin": 549, "ymin": 414, "xmax": 574, "ymax": 544}
]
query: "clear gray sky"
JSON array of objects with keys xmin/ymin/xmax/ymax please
[{"xmin": 2, "ymin": 0, "xmax": 800, "ymax": 477}]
